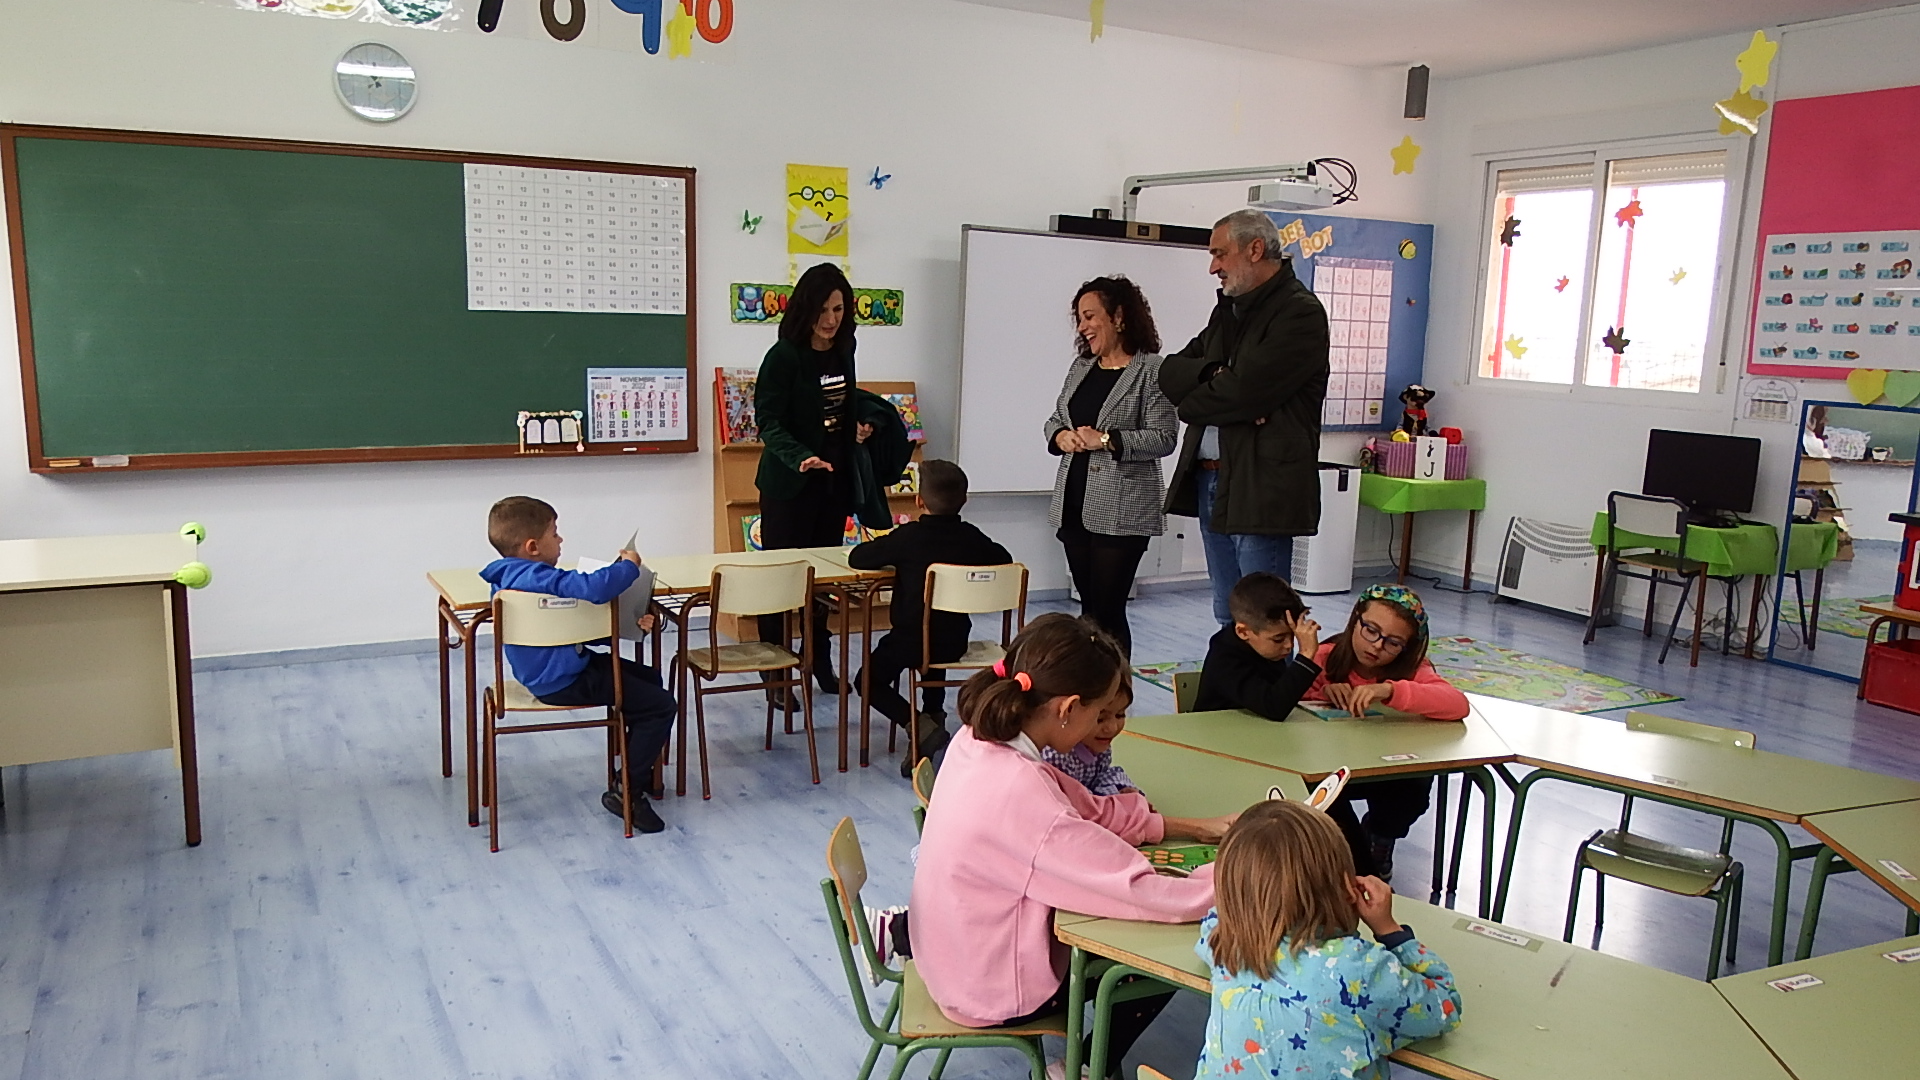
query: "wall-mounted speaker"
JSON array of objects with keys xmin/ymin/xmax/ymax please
[{"xmin": 1404, "ymin": 64, "xmax": 1430, "ymax": 120}]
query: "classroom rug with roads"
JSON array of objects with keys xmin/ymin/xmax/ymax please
[
  {"xmin": 1814, "ymin": 594, "xmax": 1895, "ymax": 640},
  {"xmin": 1134, "ymin": 635, "xmax": 1681, "ymax": 715}
]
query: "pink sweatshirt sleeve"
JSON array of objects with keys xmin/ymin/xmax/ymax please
[
  {"xmin": 1387, "ymin": 660, "xmax": 1470, "ymax": 719},
  {"xmin": 1304, "ymin": 642, "xmax": 1336, "ymax": 701},
  {"xmin": 1023, "ymin": 812, "xmax": 1216, "ymax": 923},
  {"xmin": 1060, "ymin": 781, "xmax": 1165, "ymax": 845}
]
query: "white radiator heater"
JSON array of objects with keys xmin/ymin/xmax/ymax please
[{"xmin": 1495, "ymin": 517, "xmax": 1598, "ymax": 616}]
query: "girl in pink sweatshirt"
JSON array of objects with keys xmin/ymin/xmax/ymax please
[
  {"xmin": 1304, "ymin": 584, "xmax": 1469, "ymax": 883},
  {"xmin": 911, "ymin": 614, "xmax": 1234, "ymax": 1076}
]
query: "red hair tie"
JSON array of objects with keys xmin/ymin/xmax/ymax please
[{"xmin": 992, "ymin": 659, "xmax": 1032, "ymax": 691}]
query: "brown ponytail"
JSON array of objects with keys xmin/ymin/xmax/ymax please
[{"xmin": 958, "ymin": 613, "xmax": 1125, "ymax": 743}]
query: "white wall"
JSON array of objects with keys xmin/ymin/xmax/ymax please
[
  {"xmin": 0, "ymin": 0, "xmax": 1423, "ymax": 656},
  {"xmin": 1417, "ymin": 6, "xmax": 1920, "ymax": 596}
]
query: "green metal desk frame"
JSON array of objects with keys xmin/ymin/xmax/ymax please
[
  {"xmin": 1793, "ymin": 847, "xmax": 1920, "ymax": 960},
  {"xmin": 1492, "ymin": 764, "xmax": 1814, "ymax": 968}
]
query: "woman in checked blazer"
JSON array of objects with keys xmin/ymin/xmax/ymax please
[{"xmin": 1044, "ymin": 275, "xmax": 1180, "ymax": 656}]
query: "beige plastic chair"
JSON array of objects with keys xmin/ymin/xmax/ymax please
[
  {"xmin": 482, "ymin": 590, "xmax": 634, "ymax": 853},
  {"xmin": 911, "ymin": 756, "xmax": 936, "ymax": 835},
  {"xmin": 823, "ymin": 817, "xmax": 1059, "ymax": 1080},
  {"xmin": 1563, "ymin": 710, "xmax": 1753, "ymax": 978},
  {"xmin": 685, "ymin": 560, "xmax": 818, "ymax": 799},
  {"xmin": 902, "ymin": 563, "xmax": 1029, "ymax": 769},
  {"xmin": 1172, "ymin": 671, "xmax": 1202, "ymax": 713}
]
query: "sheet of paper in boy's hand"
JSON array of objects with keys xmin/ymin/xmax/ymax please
[
  {"xmin": 570, "ymin": 556, "xmax": 655, "ymax": 641},
  {"xmin": 1305, "ymin": 767, "xmax": 1352, "ymax": 811}
]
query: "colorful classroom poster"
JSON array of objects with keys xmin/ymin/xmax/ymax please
[
  {"xmin": 1265, "ymin": 212, "xmax": 1433, "ymax": 432},
  {"xmin": 787, "ymin": 164, "xmax": 850, "ymax": 260},
  {"xmin": 1749, "ymin": 231, "xmax": 1920, "ymax": 373},
  {"xmin": 587, "ymin": 368, "xmax": 688, "ymax": 442},
  {"xmin": 464, "ymin": 164, "xmax": 686, "ymax": 314},
  {"xmin": 729, "ymin": 282, "xmax": 903, "ymax": 325}
]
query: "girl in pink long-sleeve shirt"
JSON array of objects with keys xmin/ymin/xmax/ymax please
[
  {"xmin": 1304, "ymin": 584, "xmax": 1469, "ymax": 883},
  {"xmin": 911, "ymin": 614, "xmax": 1236, "ymax": 1077}
]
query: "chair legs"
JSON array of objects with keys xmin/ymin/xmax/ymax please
[
  {"xmin": 1564, "ymin": 831, "xmax": 1601, "ymax": 945},
  {"xmin": 484, "ymin": 695, "xmax": 501, "ymax": 853},
  {"xmin": 694, "ymin": 681, "xmax": 713, "ymax": 800}
]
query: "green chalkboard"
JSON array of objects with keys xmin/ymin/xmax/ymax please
[{"xmin": 2, "ymin": 126, "xmax": 697, "ymax": 471}]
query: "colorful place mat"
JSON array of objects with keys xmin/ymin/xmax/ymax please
[
  {"xmin": 1815, "ymin": 595, "xmax": 1895, "ymax": 640},
  {"xmin": 1139, "ymin": 844, "xmax": 1217, "ymax": 875},
  {"xmin": 1134, "ymin": 636, "xmax": 1680, "ymax": 715}
]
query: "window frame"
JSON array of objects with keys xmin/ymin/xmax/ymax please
[{"xmin": 1466, "ymin": 133, "xmax": 1750, "ymax": 409}]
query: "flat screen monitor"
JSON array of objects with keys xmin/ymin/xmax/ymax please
[{"xmin": 1642, "ymin": 429, "xmax": 1762, "ymax": 515}]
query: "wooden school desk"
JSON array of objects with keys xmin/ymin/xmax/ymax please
[
  {"xmin": 1794, "ymin": 799, "xmax": 1920, "ymax": 959},
  {"xmin": 1126, "ymin": 708, "xmax": 1512, "ymax": 913},
  {"xmin": 1714, "ymin": 934, "xmax": 1920, "ymax": 1080},
  {"xmin": 0, "ymin": 532, "xmax": 207, "ymax": 846},
  {"xmin": 1053, "ymin": 897, "xmax": 1791, "ymax": 1080},
  {"xmin": 1476, "ymin": 694, "xmax": 1920, "ymax": 966},
  {"xmin": 427, "ymin": 567, "xmax": 492, "ymax": 825}
]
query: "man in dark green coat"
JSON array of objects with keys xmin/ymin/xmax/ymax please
[{"xmin": 1160, "ymin": 209, "xmax": 1330, "ymax": 625}]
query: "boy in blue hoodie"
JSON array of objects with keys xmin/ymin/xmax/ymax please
[{"xmin": 478, "ymin": 496, "xmax": 676, "ymax": 834}]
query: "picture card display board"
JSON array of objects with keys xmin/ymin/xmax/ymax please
[
  {"xmin": 1, "ymin": 125, "xmax": 697, "ymax": 472},
  {"xmin": 1747, "ymin": 84, "xmax": 1920, "ymax": 378}
]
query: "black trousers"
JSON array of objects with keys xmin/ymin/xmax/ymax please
[
  {"xmin": 999, "ymin": 969, "xmax": 1171, "ymax": 1079},
  {"xmin": 857, "ymin": 628, "xmax": 965, "ymax": 728},
  {"xmin": 757, "ymin": 474, "xmax": 848, "ymax": 678},
  {"xmin": 534, "ymin": 651, "xmax": 676, "ymax": 791},
  {"xmin": 1327, "ymin": 777, "xmax": 1435, "ymax": 875},
  {"xmin": 1058, "ymin": 524, "xmax": 1151, "ymax": 657}
]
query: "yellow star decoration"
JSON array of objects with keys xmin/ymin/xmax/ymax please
[
  {"xmin": 1715, "ymin": 88, "xmax": 1770, "ymax": 135},
  {"xmin": 1089, "ymin": 0, "xmax": 1105, "ymax": 42},
  {"xmin": 1504, "ymin": 335, "xmax": 1527, "ymax": 359},
  {"xmin": 1389, "ymin": 135, "xmax": 1422, "ymax": 176},
  {"xmin": 1670, "ymin": 268, "xmax": 1688, "ymax": 284},
  {"xmin": 1735, "ymin": 30, "xmax": 1778, "ymax": 94},
  {"xmin": 666, "ymin": 3, "xmax": 696, "ymax": 58}
]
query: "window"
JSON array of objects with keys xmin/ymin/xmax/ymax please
[{"xmin": 1476, "ymin": 148, "xmax": 1731, "ymax": 393}]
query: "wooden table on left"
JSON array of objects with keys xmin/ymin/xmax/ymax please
[{"xmin": 0, "ymin": 532, "xmax": 207, "ymax": 846}]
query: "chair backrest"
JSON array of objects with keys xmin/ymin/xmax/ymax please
[
  {"xmin": 1609, "ymin": 491, "xmax": 1689, "ymax": 542},
  {"xmin": 710, "ymin": 560, "xmax": 813, "ymax": 617},
  {"xmin": 926, "ymin": 562, "xmax": 1029, "ymax": 616},
  {"xmin": 1173, "ymin": 671, "xmax": 1202, "ymax": 714},
  {"xmin": 493, "ymin": 590, "xmax": 617, "ymax": 648},
  {"xmin": 1626, "ymin": 710, "xmax": 1756, "ymax": 749},
  {"xmin": 821, "ymin": 818, "xmax": 896, "ymax": 1041},
  {"xmin": 826, "ymin": 816, "xmax": 870, "ymax": 938},
  {"xmin": 912, "ymin": 756, "xmax": 937, "ymax": 808}
]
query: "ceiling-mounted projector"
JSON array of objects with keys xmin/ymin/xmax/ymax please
[{"xmin": 1247, "ymin": 180, "xmax": 1340, "ymax": 212}]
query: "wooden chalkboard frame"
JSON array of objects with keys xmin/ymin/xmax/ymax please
[{"xmin": 2, "ymin": 124, "xmax": 698, "ymax": 473}]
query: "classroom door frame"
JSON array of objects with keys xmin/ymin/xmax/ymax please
[{"xmin": 1766, "ymin": 398, "xmax": 1920, "ymax": 682}]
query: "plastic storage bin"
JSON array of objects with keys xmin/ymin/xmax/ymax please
[{"xmin": 1861, "ymin": 636, "xmax": 1920, "ymax": 716}]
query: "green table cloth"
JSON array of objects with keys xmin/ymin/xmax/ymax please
[
  {"xmin": 1360, "ymin": 474, "xmax": 1487, "ymax": 513},
  {"xmin": 1587, "ymin": 514, "xmax": 1839, "ymax": 578}
]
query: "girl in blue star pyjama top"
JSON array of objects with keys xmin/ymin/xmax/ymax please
[{"xmin": 1194, "ymin": 799, "xmax": 1462, "ymax": 1079}]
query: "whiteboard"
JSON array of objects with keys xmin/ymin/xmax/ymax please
[{"xmin": 956, "ymin": 227, "xmax": 1217, "ymax": 493}]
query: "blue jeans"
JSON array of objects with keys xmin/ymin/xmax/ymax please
[{"xmin": 1196, "ymin": 467, "xmax": 1295, "ymax": 625}]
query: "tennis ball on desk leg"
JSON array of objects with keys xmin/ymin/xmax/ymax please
[
  {"xmin": 174, "ymin": 562, "xmax": 213, "ymax": 589},
  {"xmin": 179, "ymin": 521, "xmax": 207, "ymax": 543}
]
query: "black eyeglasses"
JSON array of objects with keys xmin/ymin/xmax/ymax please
[{"xmin": 1356, "ymin": 617, "xmax": 1409, "ymax": 652}]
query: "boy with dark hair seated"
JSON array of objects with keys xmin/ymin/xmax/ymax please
[
  {"xmin": 1192, "ymin": 571, "xmax": 1322, "ymax": 719},
  {"xmin": 848, "ymin": 460, "xmax": 1012, "ymax": 776},
  {"xmin": 478, "ymin": 496, "xmax": 676, "ymax": 833}
]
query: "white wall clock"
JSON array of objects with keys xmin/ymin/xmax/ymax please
[{"xmin": 334, "ymin": 42, "xmax": 417, "ymax": 123}]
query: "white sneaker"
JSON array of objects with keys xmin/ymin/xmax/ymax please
[{"xmin": 1044, "ymin": 1061, "xmax": 1090, "ymax": 1080}]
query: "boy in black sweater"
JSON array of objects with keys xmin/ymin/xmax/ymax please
[
  {"xmin": 848, "ymin": 459, "xmax": 1012, "ymax": 775},
  {"xmin": 1192, "ymin": 572, "xmax": 1322, "ymax": 717}
]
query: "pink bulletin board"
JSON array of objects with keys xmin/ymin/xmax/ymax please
[{"xmin": 1747, "ymin": 84, "xmax": 1920, "ymax": 377}]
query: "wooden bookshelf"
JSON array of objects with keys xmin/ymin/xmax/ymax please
[{"xmin": 712, "ymin": 377, "xmax": 923, "ymax": 637}]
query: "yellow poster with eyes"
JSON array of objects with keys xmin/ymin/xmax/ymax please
[{"xmin": 787, "ymin": 163, "xmax": 850, "ymax": 259}]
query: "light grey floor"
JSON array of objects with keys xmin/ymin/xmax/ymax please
[{"xmin": 2, "ymin": 575, "xmax": 1916, "ymax": 1079}]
